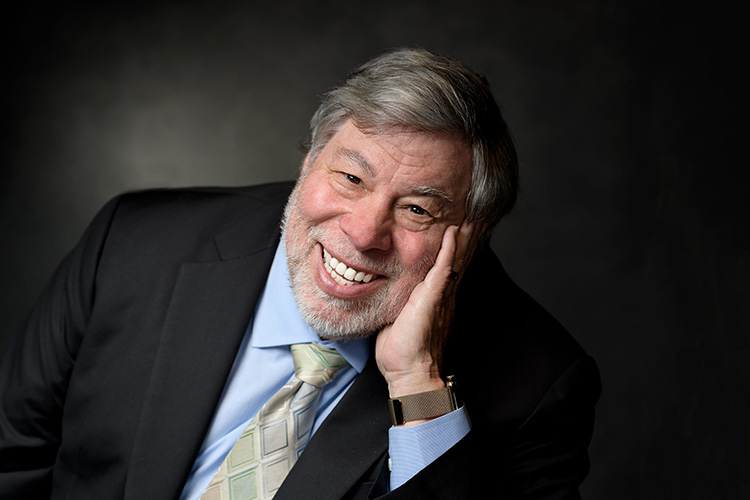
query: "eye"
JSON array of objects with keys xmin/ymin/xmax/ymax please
[
  {"xmin": 398, "ymin": 203, "xmax": 437, "ymax": 231},
  {"xmin": 345, "ymin": 173, "xmax": 362, "ymax": 185},
  {"xmin": 407, "ymin": 205, "xmax": 431, "ymax": 217}
]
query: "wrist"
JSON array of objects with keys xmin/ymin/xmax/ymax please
[
  {"xmin": 388, "ymin": 375, "xmax": 460, "ymax": 427},
  {"xmin": 386, "ymin": 371, "xmax": 445, "ymax": 399}
]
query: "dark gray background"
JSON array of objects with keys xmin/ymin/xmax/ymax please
[{"xmin": 1, "ymin": 1, "xmax": 746, "ymax": 498}]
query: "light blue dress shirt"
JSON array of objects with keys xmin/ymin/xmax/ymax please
[{"xmin": 180, "ymin": 242, "xmax": 470, "ymax": 499}]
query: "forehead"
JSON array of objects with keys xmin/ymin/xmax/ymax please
[{"xmin": 318, "ymin": 120, "xmax": 473, "ymax": 200}]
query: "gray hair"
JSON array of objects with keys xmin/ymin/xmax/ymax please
[{"xmin": 307, "ymin": 47, "xmax": 519, "ymax": 228}]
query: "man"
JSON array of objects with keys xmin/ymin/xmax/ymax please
[{"xmin": 0, "ymin": 48, "xmax": 600, "ymax": 499}]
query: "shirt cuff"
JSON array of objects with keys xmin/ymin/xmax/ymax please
[{"xmin": 387, "ymin": 406, "xmax": 471, "ymax": 490}]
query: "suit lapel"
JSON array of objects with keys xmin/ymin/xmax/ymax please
[
  {"xmin": 275, "ymin": 359, "xmax": 392, "ymax": 500},
  {"xmin": 123, "ymin": 182, "xmax": 390, "ymax": 500},
  {"xmin": 123, "ymin": 249, "xmax": 277, "ymax": 500},
  {"xmin": 123, "ymin": 186, "xmax": 291, "ymax": 500}
]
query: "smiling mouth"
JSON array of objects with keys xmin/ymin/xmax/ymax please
[{"xmin": 322, "ymin": 247, "xmax": 378, "ymax": 286}]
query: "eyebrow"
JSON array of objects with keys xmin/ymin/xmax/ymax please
[
  {"xmin": 337, "ymin": 148, "xmax": 374, "ymax": 176},
  {"xmin": 412, "ymin": 186, "xmax": 454, "ymax": 205},
  {"xmin": 336, "ymin": 147, "xmax": 455, "ymax": 205}
]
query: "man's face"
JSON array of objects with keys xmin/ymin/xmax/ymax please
[{"xmin": 283, "ymin": 120, "xmax": 473, "ymax": 340}]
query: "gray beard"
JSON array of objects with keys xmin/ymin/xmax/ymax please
[
  {"xmin": 281, "ymin": 187, "xmax": 426, "ymax": 341},
  {"xmin": 289, "ymin": 274, "xmax": 397, "ymax": 340}
]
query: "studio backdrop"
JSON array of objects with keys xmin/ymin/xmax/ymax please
[{"xmin": 1, "ymin": 1, "xmax": 746, "ymax": 498}]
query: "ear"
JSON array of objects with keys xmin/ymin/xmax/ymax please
[{"xmin": 301, "ymin": 151, "xmax": 313, "ymax": 173}]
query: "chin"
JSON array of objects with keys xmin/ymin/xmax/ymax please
[{"xmin": 289, "ymin": 272, "xmax": 400, "ymax": 341}]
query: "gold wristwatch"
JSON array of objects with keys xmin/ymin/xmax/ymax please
[{"xmin": 388, "ymin": 375, "xmax": 459, "ymax": 426}]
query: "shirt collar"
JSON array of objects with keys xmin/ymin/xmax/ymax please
[{"xmin": 249, "ymin": 240, "xmax": 372, "ymax": 373}]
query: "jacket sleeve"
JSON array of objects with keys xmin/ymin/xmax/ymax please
[
  {"xmin": 501, "ymin": 356, "xmax": 600, "ymax": 499},
  {"xmin": 369, "ymin": 355, "xmax": 601, "ymax": 500},
  {"xmin": 0, "ymin": 196, "xmax": 122, "ymax": 499}
]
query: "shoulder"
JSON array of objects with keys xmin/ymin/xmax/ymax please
[
  {"xmin": 110, "ymin": 182, "xmax": 295, "ymax": 221},
  {"xmin": 81, "ymin": 182, "xmax": 295, "ymax": 276},
  {"xmin": 448, "ymin": 245, "xmax": 599, "ymax": 429},
  {"xmin": 99, "ymin": 182, "xmax": 294, "ymax": 245}
]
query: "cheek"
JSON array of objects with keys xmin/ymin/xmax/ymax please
[
  {"xmin": 297, "ymin": 176, "xmax": 345, "ymax": 223},
  {"xmin": 394, "ymin": 230, "xmax": 444, "ymax": 270}
]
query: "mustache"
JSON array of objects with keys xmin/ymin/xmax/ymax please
[{"xmin": 310, "ymin": 227, "xmax": 405, "ymax": 277}]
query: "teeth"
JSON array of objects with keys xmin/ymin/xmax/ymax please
[
  {"xmin": 322, "ymin": 248, "xmax": 375, "ymax": 286},
  {"xmin": 335, "ymin": 262, "xmax": 347, "ymax": 275}
]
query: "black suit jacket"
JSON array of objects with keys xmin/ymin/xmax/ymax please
[{"xmin": 0, "ymin": 182, "xmax": 600, "ymax": 499}]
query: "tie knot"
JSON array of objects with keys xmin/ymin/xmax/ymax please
[{"xmin": 291, "ymin": 343, "xmax": 348, "ymax": 387}]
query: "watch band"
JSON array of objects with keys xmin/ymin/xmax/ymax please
[{"xmin": 388, "ymin": 375, "xmax": 459, "ymax": 425}]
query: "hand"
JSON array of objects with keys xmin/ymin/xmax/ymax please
[{"xmin": 375, "ymin": 219, "xmax": 485, "ymax": 404}]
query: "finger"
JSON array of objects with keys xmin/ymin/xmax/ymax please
[
  {"xmin": 435, "ymin": 224, "xmax": 459, "ymax": 273},
  {"xmin": 436, "ymin": 224, "xmax": 465, "ymax": 295},
  {"xmin": 453, "ymin": 220, "xmax": 472, "ymax": 272},
  {"xmin": 452, "ymin": 219, "xmax": 485, "ymax": 279},
  {"xmin": 420, "ymin": 225, "xmax": 459, "ymax": 297}
]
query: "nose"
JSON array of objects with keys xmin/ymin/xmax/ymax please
[{"xmin": 339, "ymin": 196, "xmax": 393, "ymax": 252}]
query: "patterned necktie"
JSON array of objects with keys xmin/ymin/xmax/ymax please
[{"xmin": 200, "ymin": 343, "xmax": 348, "ymax": 500}]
